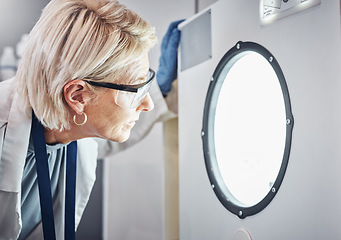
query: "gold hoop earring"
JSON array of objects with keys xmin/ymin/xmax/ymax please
[{"xmin": 73, "ymin": 112, "xmax": 87, "ymax": 126}]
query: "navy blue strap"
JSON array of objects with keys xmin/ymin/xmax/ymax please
[
  {"xmin": 32, "ymin": 113, "xmax": 57, "ymax": 240},
  {"xmin": 31, "ymin": 112, "xmax": 77, "ymax": 240},
  {"xmin": 65, "ymin": 140, "xmax": 77, "ymax": 240}
]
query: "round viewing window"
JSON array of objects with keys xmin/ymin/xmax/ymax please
[{"xmin": 202, "ymin": 41, "xmax": 294, "ymax": 218}]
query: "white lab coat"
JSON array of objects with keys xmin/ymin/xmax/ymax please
[{"xmin": 0, "ymin": 77, "xmax": 171, "ymax": 240}]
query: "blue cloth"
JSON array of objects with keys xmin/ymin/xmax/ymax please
[
  {"xmin": 157, "ymin": 20, "xmax": 185, "ymax": 96},
  {"xmin": 65, "ymin": 140, "xmax": 77, "ymax": 240},
  {"xmin": 29, "ymin": 112, "xmax": 77, "ymax": 240},
  {"xmin": 19, "ymin": 135, "xmax": 66, "ymax": 240}
]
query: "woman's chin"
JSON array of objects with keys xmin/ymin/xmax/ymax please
[{"xmin": 112, "ymin": 129, "xmax": 132, "ymax": 143}]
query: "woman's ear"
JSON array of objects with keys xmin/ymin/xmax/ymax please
[{"xmin": 63, "ymin": 80, "xmax": 94, "ymax": 114}]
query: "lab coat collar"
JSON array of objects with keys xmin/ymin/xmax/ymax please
[{"xmin": 0, "ymin": 79, "xmax": 31, "ymax": 192}]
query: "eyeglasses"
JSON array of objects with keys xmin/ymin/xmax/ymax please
[{"xmin": 85, "ymin": 68, "xmax": 155, "ymax": 109}]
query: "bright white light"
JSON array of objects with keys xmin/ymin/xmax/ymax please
[{"xmin": 214, "ymin": 52, "xmax": 286, "ymax": 207}]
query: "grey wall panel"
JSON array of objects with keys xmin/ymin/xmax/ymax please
[{"xmin": 180, "ymin": 9, "xmax": 212, "ymax": 71}]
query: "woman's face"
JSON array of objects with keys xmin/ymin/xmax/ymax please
[{"xmin": 85, "ymin": 53, "xmax": 154, "ymax": 143}]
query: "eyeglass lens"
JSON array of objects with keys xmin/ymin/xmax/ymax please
[{"xmin": 115, "ymin": 78, "xmax": 153, "ymax": 109}]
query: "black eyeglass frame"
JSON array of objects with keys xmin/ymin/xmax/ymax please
[{"xmin": 84, "ymin": 68, "xmax": 155, "ymax": 93}]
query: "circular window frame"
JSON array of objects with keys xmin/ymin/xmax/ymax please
[{"xmin": 202, "ymin": 41, "xmax": 294, "ymax": 219}]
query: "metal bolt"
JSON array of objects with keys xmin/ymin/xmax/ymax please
[
  {"xmin": 269, "ymin": 56, "xmax": 273, "ymax": 62},
  {"xmin": 210, "ymin": 77, "xmax": 214, "ymax": 82},
  {"xmin": 239, "ymin": 211, "xmax": 243, "ymax": 217},
  {"xmin": 201, "ymin": 131, "xmax": 205, "ymax": 136},
  {"xmin": 211, "ymin": 184, "xmax": 215, "ymax": 189},
  {"xmin": 272, "ymin": 187, "xmax": 276, "ymax": 193},
  {"xmin": 236, "ymin": 43, "xmax": 240, "ymax": 49},
  {"xmin": 286, "ymin": 119, "xmax": 291, "ymax": 125}
]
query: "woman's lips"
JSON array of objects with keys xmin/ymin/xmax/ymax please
[{"xmin": 126, "ymin": 121, "xmax": 136, "ymax": 127}]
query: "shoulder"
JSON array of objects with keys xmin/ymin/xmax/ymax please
[{"xmin": 0, "ymin": 78, "xmax": 17, "ymax": 125}]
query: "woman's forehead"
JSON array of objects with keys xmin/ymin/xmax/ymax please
[{"xmin": 125, "ymin": 54, "xmax": 150, "ymax": 84}]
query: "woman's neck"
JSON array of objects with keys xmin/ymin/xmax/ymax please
[{"xmin": 44, "ymin": 128, "xmax": 78, "ymax": 145}]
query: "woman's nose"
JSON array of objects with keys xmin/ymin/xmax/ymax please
[{"xmin": 138, "ymin": 93, "xmax": 154, "ymax": 112}]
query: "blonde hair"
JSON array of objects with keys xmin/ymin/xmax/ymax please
[{"xmin": 16, "ymin": 0, "xmax": 157, "ymax": 130}]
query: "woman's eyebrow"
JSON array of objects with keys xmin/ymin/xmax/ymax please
[{"xmin": 131, "ymin": 70, "xmax": 149, "ymax": 84}]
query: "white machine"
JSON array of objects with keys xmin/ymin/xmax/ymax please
[{"xmin": 178, "ymin": 0, "xmax": 341, "ymax": 239}]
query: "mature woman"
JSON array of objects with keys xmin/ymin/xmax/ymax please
[{"xmin": 0, "ymin": 0, "xmax": 179, "ymax": 239}]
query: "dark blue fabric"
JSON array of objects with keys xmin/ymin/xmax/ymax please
[
  {"xmin": 31, "ymin": 112, "xmax": 77, "ymax": 240},
  {"xmin": 65, "ymin": 141, "xmax": 77, "ymax": 240},
  {"xmin": 157, "ymin": 20, "xmax": 185, "ymax": 95},
  {"xmin": 31, "ymin": 113, "xmax": 57, "ymax": 240},
  {"xmin": 19, "ymin": 136, "xmax": 65, "ymax": 240}
]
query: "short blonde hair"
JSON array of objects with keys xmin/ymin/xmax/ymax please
[{"xmin": 16, "ymin": 0, "xmax": 157, "ymax": 130}]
